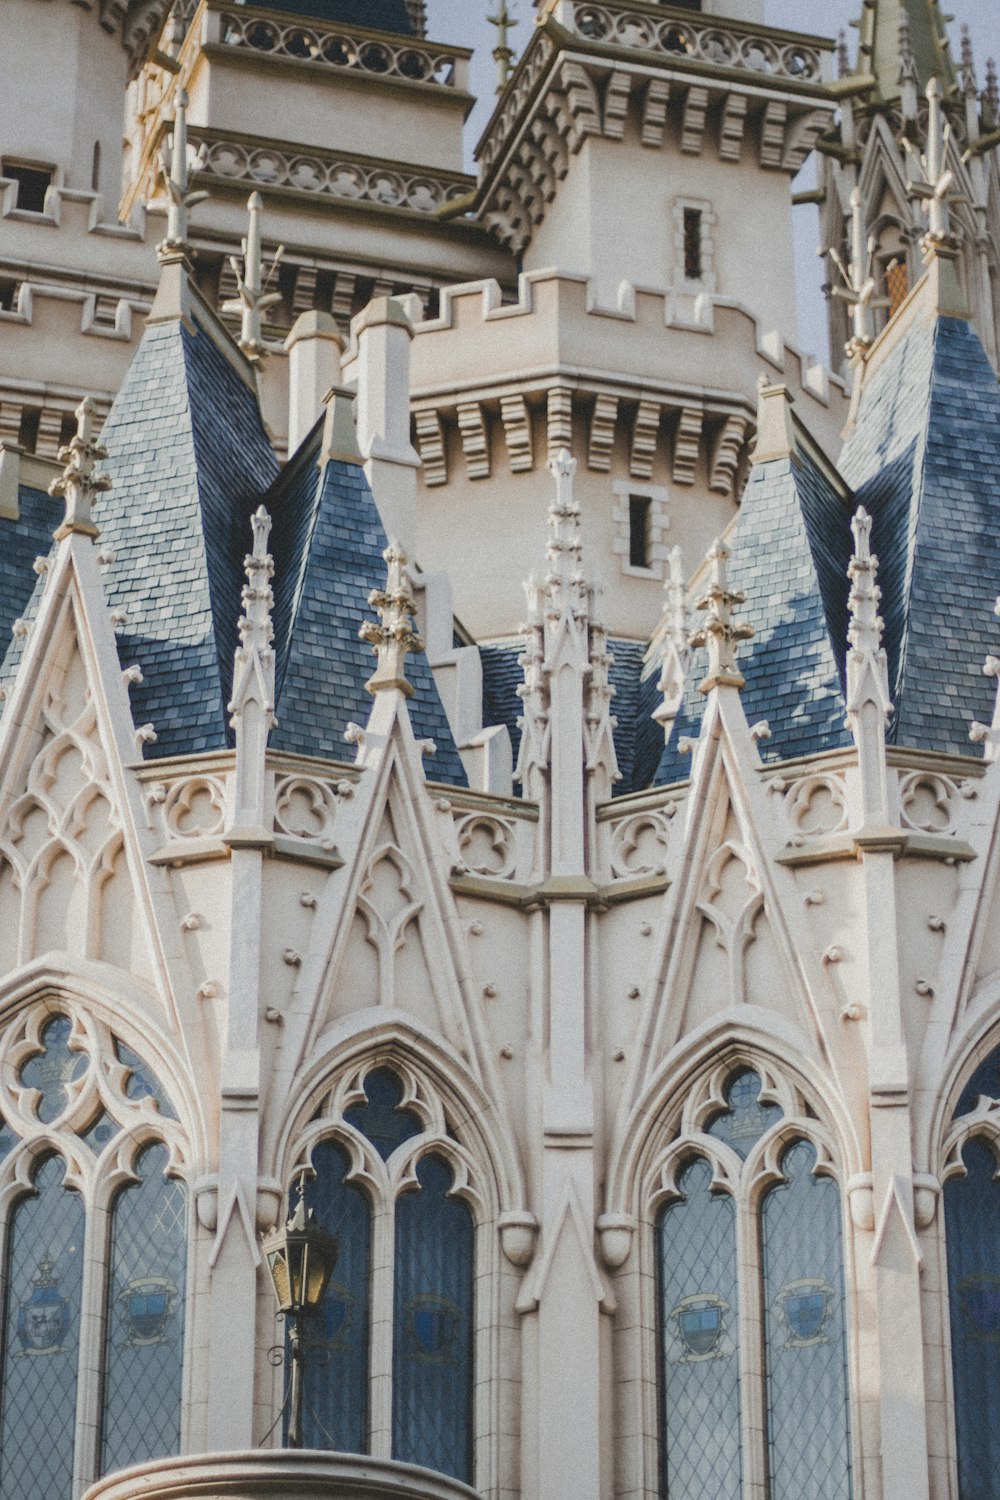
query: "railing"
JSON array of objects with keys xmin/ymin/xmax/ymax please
[
  {"xmin": 567, "ymin": 3, "xmax": 825, "ymax": 84},
  {"xmin": 213, "ymin": 8, "xmax": 464, "ymax": 89}
]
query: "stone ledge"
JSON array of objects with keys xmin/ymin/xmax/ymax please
[{"xmin": 83, "ymin": 1450, "xmax": 482, "ymax": 1500}]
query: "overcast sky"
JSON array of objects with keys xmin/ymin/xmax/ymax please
[{"xmin": 426, "ymin": 0, "xmax": 1000, "ymax": 364}]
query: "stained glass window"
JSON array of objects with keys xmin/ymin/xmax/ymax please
[
  {"xmin": 706, "ymin": 1069, "xmax": 783, "ymax": 1158},
  {"xmin": 392, "ymin": 1154, "xmax": 474, "ymax": 1484},
  {"xmin": 100, "ymin": 1143, "xmax": 186, "ymax": 1475},
  {"xmin": 944, "ymin": 1136, "xmax": 1000, "ymax": 1500},
  {"xmin": 299, "ymin": 1140, "xmax": 371, "ymax": 1452},
  {"xmin": 0, "ymin": 1116, "xmax": 15, "ymax": 1160},
  {"xmin": 658, "ymin": 1157, "xmax": 741, "ymax": 1500},
  {"xmin": 82, "ymin": 1111, "xmax": 119, "ymax": 1154},
  {"xmin": 20, "ymin": 1015, "xmax": 86, "ymax": 1123},
  {"xmin": 345, "ymin": 1068, "xmax": 422, "ymax": 1160},
  {"xmin": 954, "ymin": 1047, "xmax": 1000, "ymax": 1119},
  {"xmin": 114, "ymin": 1039, "xmax": 178, "ymax": 1120},
  {"xmin": 0, "ymin": 1156, "xmax": 84, "ymax": 1500},
  {"xmin": 761, "ymin": 1140, "xmax": 852, "ymax": 1500}
]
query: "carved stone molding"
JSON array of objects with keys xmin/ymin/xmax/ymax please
[{"xmin": 214, "ymin": 10, "xmax": 463, "ymax": 90}]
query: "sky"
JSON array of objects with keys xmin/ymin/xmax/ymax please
[{"xmin": 425, "ymin": 0, "xmax": 1000, "ymax": 364}]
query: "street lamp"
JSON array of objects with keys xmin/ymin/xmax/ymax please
[{"xmin": 262, "ymin": 1174, "xmax": 339, "ymax": 1449}]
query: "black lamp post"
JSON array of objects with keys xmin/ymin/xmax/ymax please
[{"xmin": 262, "ymin": 1176, "xmax": 339, "ymax": 1449}]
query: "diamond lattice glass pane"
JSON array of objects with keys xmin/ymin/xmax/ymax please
[
  {"xmin": 99, "ymin": 1143, "xmax": 186, "ymax": 1475},
  {"xmin": 658, "ymin": 1157, "xmax": 741, "ymax": 1500},
  {"xmin": 392, "ymin": 1154, "xmax": 474, "ymax": 1483},
  {"xmin": 706, "ymin": 1070, "xmax": 783, "ymax": 1158},
  {"xmin": 296, "ymin": 1140, "xmax": 371, "ymax": 1452},
  {"xmin": 345, "ymin": 1069, "xmax": 422, "ymax": 1161},
  {"xmin": 761, "ymin": 1140, "xmax": 852, "ymax": 1500},
  {"xmin": 0, "ymin": 1155, "xmax": 84, "ymax": 1500},
  {"xmin": 954, "ymin": 1048, "xmax": 1000, "ymax": 1119},
  {"xmin": 0, "ymin": 1117, "xmax": 16, "ymax": 1160},
  {"xmin": 114, "ymin": 1039, "xmax": 177, "ymax": 1120},
  {"xmin": 944, "ymin": 1136, "xmax": 1000, "ymax": 1500},
  {"xmin": 82, "ymin": 1111, "xmax": 120, "ymax": 1154},
  {"xmin": 20, "ymin": 1016, "xmax": 87, "ymax": 1123}
]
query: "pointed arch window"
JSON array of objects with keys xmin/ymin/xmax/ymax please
[
  {"xmin": 0, "ymin": 1006, "xmax": 187, "ymax": 1500},
  {"xmin": 944, "ymin": 1049, "xmax": 1000, "ymax": 1499},
  {"xmin": 655, "ymin": 1065, "xmax": 853, "ymax": 1500},
  {"xmin": 289, "ymin": 1063, "xmax": 477, "ymax": 1486}
]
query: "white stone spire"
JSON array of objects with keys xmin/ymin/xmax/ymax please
[
  {"xmin": 585, "ymin": 581, "xmax": 621, "ymax": 798},
  {"xmin": 543, "ymin": 449, "xmax": 587, "ymax": 628},
  {"xmin": 514, "ymin": 574, "xmax": 549, "ymax": 801},
  {"xmin": 487, "ymin": 0, "xmax": 518, "ymax": 93},
  {"xmin": 222, "ymin": 192, "xmax": 284, "ymax": 363},
  {"xmin": 826, "ymin": 186, "xmax": 888, "ymax": 356},
  {"xmin": 359, "ymin": 541, "xmax": 423, "ymax": 698},
  {"xmin": 689, "ymin": 538, "xmax": 753, "ymax": 694},
  {"xmin": 899, "ymin": 11, "xmax": 920, "ymax": 123},
  {"xmin": 846, "ymin": 505, "xmax": 893, "ymax": 824},
  {"xmin": 653, "ymin": 545, "xmax": 690, "ymax": 736},
  {"xmin": 906, "ymin": 78, "xmax": 959, "ymax": 250},
  {"xmin": 158, "ymin": 89, "xmax": 208, "ymax": 261},
  {"xmin": 50, "ymin": 397, "xmax": 111, "ymax": 541},
  {"xmin": 228, "ymin": 506, "xmax": 277, "ymax": 833}
]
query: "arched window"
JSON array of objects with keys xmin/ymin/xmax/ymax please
[
  {"xmin": 944, "ymin": 1048, "xmax": 1000, "ymax": 1499},
  {"xmin": 290, "ymin": 1063, "xmax": 477, "ymax": 1486},
  {"xmin": 0, "ymin": 1006, "xmax": 187, "ymax": 1499},
  {"xmin": 655, "ymin": 1065, "xmax": 852, "ymax": 1500}
]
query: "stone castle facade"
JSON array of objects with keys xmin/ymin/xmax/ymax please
[{"xmin": 2, "ymin": 4, "xmax": 1000, "ymax": 1500}]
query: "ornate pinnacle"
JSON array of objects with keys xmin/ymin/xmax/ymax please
[
  {"xmin": 961, "ymin": 24, "xmax": 978, "ymax": 100},
  {"xmin": 836, "ymin": 29, "xmax": 850, "ymax": 80},
  {"xmin": 986, "ymin": 59, "xmax": 1000, "ymax": 127},
  {"xmin": 221, "ymin": 192, "xmax": 284, "ymax": 363},
  {"xmin": 846, "ymin": 505, "xmax": 891, "ymax": 721},
  {"xmin": 825, "ymin": 185, "xmax": 889, "ymax": 357},
  {"xmin": 544, "ymin": 450, "xmax": 587, "ymax": 625},
  {"xmin": 654, "ymin": 546, "xmax": 690, "ymax": 733},
  {"xmin": 487, "ymin": 0, "xmax": 518, "ymax": 93},
  {"xmin": 585, "ymin": 581, "xmax": 621, "ymax": 788},
  {"xmin": 229, "ymin": 505, "xmax": 276, "ymax": 729},
  {"xmin": 689, "ymin": 538, "xmax": 753, "ymax": 694},
  {"xmin": 359, "ymin": 541, "xmax": 423, "ymax": 698},
  {"xmin": 906, "ymin": 78, "xmax": 962, "ymax": 252},
  {"xmin": 50, "ymin": 398, "xmax": 111, "ymax": 541},
  {"xmin": 514, "ymin": 573, "xmax": 548, "ymax": 794},
  {"xmin": 157, "ymin": 90, "xmax": 208, "ymax": 262}
]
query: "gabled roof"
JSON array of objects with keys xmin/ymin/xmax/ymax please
[
  {"xmin": 266, "ymin": 421, "xmax": 467, "ymax": 786},
  {"xmin": 840, "ymin": 310, "xmax": 1000, "ymax": 753},
  {"xmin": 94, "ymin": 314, "xmax": 279, "ymax": 758}
]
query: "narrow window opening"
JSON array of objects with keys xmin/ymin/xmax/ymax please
[
  {"xmin": 92, "ymin": 295, "xmax": 119, "ymax": 330},
  {"xmin": 885, "ymin": 258, "xmax": 909, "ymax": 317},
  {"xmin": 629, "ymin": 494, "xmax": 652, "ymax": 569},
  {"xmin": 0, "ymin": 278, "xmax": 19, "ymax": 312},
  {"xmin": 2, "ymin": 161, "xmax": 53, "ymax": 214},
  {"xmin": 683, "ymin": 208, "xmax": 703, "ymax": 281},
  {"xmin": 91, "ymin": 141, "xmax": 101, "ymax": 194},
  {"xmin": 18, "ymin": 407, "xmax": 40, "ymax": 453}
]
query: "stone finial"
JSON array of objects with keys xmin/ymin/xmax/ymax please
[
  {"xmin": 907, "ymin": 78, "xmax": 960, "ymax": 252},
  {"xmin": 961, "ymin": 24, "xmax": 978, "ymax": 100},
  {"xmin": 221, "ymin": 193, "xmax": 284, "ymax": 363},
  {"xmin": 689, "ymin": 538, "xmax": 753, "ymax": 694},
  {"xmin": 514, "ymin": 575, "xmax": 548, "ymax": 796},
  {"xmin": 826, "ymin": 186, "xmax": 889, "ymax": 357},
  {"xmin": 544, "ymin": 450, "xmax": 587, "ymax": 625},
  {"xmin": 846, "ymin": 505, "xmax": 891, "ymax": 720},
  {"xmin": 653, "ymin": 546, "xmax": 690, "ymax": 735},
  {"xmin": 585, "ymin": 581, "xmax": 621, "ymax": 792},
  {"xmin": 157, "ymin": 90, "xmax": 208, "ymax": 262},
  {"xmin": 50, "ymin": 398, "xmax": 111, "ymax": 541},
  {"xmin": 359, "ymin": 541, "xmax": 423, "ymax": 698},
  {"xmin": 836, "ymin": 29, "xmax": 850, "ymax": 80},
  {"xmin": 229, "ymin": 505, "xmax": 277, "ymax": 729},
  {"xmin": 986, "ymin": 59, "xmax": 1000, "ymax": 127},
  {"xmin": 487, "ymin": 0, "xmax": 518, "ymax": 93}
]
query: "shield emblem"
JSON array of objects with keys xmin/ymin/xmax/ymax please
[
  {"xmin": 777, "ymin": 1280, "xmax": 834, "ymax": 1347},
  {"xmin": 120, "ymin": 1277, "xmax": 175, "ymax": 1345},
  {"xmin": 960, "ymin": 1277, "xmax": 1000, "ymax": 1339},
  {"xmin": 17, "ymin": 1260, "xmax": 69, "ymax": 1355},
  {"xmin": 669, "ymin": 1295, "xmax": 729, "ymax": 1362},
  {"xmin": 405, "ymin": 1295, "xmax": 460, "ymax": 1362}
]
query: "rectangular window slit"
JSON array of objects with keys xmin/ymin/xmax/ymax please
[
  {"xmin": 683, "ymin": 208, "xmax": 703, "ymax": 281},
  {"xmin": 629, "ymin": 494, "xmax": 652, "ymax": 569},
  {"xmin": 2, "ymin": 161, "xmax": 53, "ymax": 214}
]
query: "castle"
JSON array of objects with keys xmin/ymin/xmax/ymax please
[{"xmin": 2, "ymin": 3, "xmax": 1000, "ymax": 1500}]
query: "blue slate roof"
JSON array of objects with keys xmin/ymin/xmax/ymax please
[
  {"xmin": 654, "ymin": 443, "xmax": 855, "ymax": 785},
  {"xmin": 840, "ymin": 314, "xmax": 1000, "ymax": 754},
  {"xmin": 267, "ymin": 425, "xmax": 467, "ymax": 785},
  {"xmin": 0, "ymin": 487, "xmax": 59, "ymax": 701},
  {"xmin": 95, "ymin": 316, "xmax": 279, "ymax": 758}
]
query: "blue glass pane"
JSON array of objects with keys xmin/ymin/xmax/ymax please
[
  {"xmin": 82, "ymin": 1111, "xmax": 120, "ymax": 1154},
  {"xmin": 20, "ymin": 1016, "xmax": 86, "ymax": 1123},
  {"xmin": 762, "ymin": 1141, "xmax": 852, "ymax": 1500},
  {"xmin": 658, "ymin": 1157, "xmax": 741, "ymax": 1500},
  {"xmin": 0, "ymin": 1156, "xmax": 84, "ymax": 1500},
  {"xmin": 345, "ymin": 1069, "xmax": 421, "ymax": 1161},
  {"xmin": 100, "ymin": 1143, "xmax": 186, "ymax": 1475},
  {"xmin": 297, "ymin": 1140, "xmax": 371, "ymax": 1453},
  {"xmin": 0, "ymin": 1117, "xmax": 16, "ymax": 1160},
  {"xmin": 114, "ymin": 1040, "xmax": 177, "ymax": 1120},
  {"xmin": 706, "ymin": 1070, "xmax": 783, "ymax": 1158},
  {"xmin": 392, "ymin": 1154, "xmax": 474, "ymax": 1483},
  {"xmin": 955, "ymin": 1048, "xmax": 1000, "ymax": 1119},
  {"xmin": 944, "ymin": 1136, "xmax": 1000, "ymax": 1500}
]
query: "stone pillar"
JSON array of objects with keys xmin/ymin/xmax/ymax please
[
  {"xmin": 284, "ymin": 311, "xmax": 344, "ymax": 454},
  {"xmin": 353, "ymin": 297, "xmax": 419, "ymax": 558}
]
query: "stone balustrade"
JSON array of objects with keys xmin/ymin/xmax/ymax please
[{"xmin": 83, "ymin": 1452, "xmax": 482, "ymax": 1500}]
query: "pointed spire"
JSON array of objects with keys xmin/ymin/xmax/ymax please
[
  {"xmin": 359, "ymin": 541, "xmax": 423, "ymax": 698},
  {"xmin": 158, "ymin": 90, "xmax": 208, "ymax": 262},
  {"xmin": 907, "ymin": 77, "xmax": 960, "ymax": 251},
  {"xmin": 898, "ymin": 10, "xmax": 920, "ymax": 122},
  {"xmin": 584, "ymin": 581, "xmax": 621, "ymax": 794},
  {"xmin": 229, "ymin": 505, "xmax": 276, "ymax": 732},
  {"xmin": 854, "ymin": 0, "xmax": 958, "ymax": 100},
  {"xmin": 826, "ymin": 186, "xmax": 890, "ymax": 358},
  {"xmin": 544, "ymin": 450, "xmax": 587, "ymax": 627},
  {"xmin": 221, "ymin": 193, "xmax": 285, "ymax": 363},
  {"xmin": 653, "ymin": 546, "xmax": 690, "ymax": 737},
  {"xmin": 514, "ymin": 573, "xmax": 549, "ymax": 798},
  {"xmin": 986, "ymin": 58, "xmax": 1000, "ymax": 128},
  {"xmin": 961, "ymin": 23, "xmax": 978, "ymax": 99},
  {"xmin": 837, "ymin": 29, "xmax": 851, "ymax": 80},
  {"xmin": 846, "ymin": 506, "xmax": 894, "ymax": 823},
  {"xmin": 49, "ymin": 398, "xmax": 111, "ymax": 541},
  {"xmin": 689, "ymin": 538, "xmax": 753, "ymax": 694},
  {"xmin": 487, "ymin": 0, "xmax": 518, "ymax": 93}
]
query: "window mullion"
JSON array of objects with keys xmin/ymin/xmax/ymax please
[
  {"xmin": 72, "ymin": 1185, "xmax": 106, "ymax": 1500},
  {"xmin": 368, "ymin": 1195, "xmax": 395, "ymax": 1459},
  {"xmin": 736, "ymin": 1189, "xmax": 768, "ymax": 1500}
]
